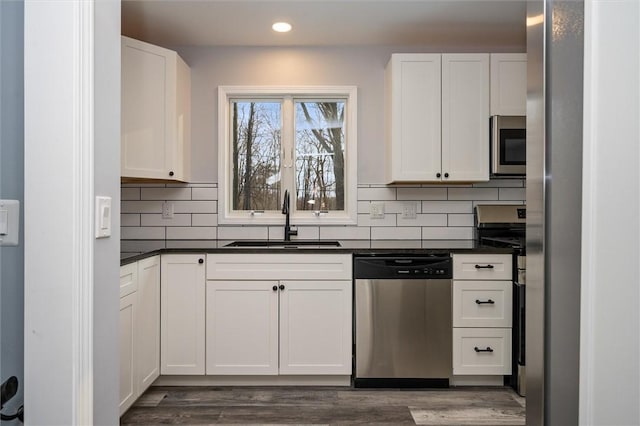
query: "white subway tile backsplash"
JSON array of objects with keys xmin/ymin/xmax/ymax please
[
  {"xmin": 192, "ymin": 187, "xmax": 218, "ymax": 200},
  {"xmin": 268, "ymin": 226, "xmax": 320, "ymax": 240},
  {"xmin": 499, "ymin": 187, "xmax": 526, "ymax": 200},
  {"xmin": 121, "ymin": 201, "xmax": 163, "ymax": 214},
  {"xmin": 217, "ymin": 226, "xmax": 268, "ymax": 240},
  {"xmin": 173, "ymin": 201, "xmax": 217, "ymax": 214},
  {"xmin": 371, "ymin": 227, "xmax": 421, "ymax": 240},
  {"xmin": 141, "ymin": 187, "xmax": 192, "ymax": 201},
  {"xmin": 121, "ymin": 188, "xmax": 140, "ymax": 200},
  {"xmin": 422, "ymin": 201, "xmax": 473, "ymax": 214},
  {"xmin": 121, "ymin": 227, "xmax": 165, "ymax": 240},
  {"xmin": 120, "ymin": 180, "xmax": 525, "ymax": 244},
  {"xmin": 447, "ymin": 187, "xmax": 499, "ymax": 201},
  {"xmin": 357, "ymin": 214, "xmax": 397, "ymax": 227},
  {"xmin": 166, "ymin": 227, "xmax": 217, "ymax": 240},
  {"xmin": 166, "ymin": 240, "xmax": 219, "ymax": 249},
  {"xmin": 448, "ymin": 214, "xmax": 474, "ymax": 227},
  {"xmin": 192, "ymin": 214, "xmax": 218, "ymax": 227},
  {"xmin": 421, "ymin": 226, "xmax": 474, "ymax": 240},
  {"xmin": 141, "ymin": 214, "xmax": 192, "ymax": 227},
  {"xmin": 357, "ymin": 187, "xmax": 397, "ymax": 201},
  {"xmin": 320, "ymin": 226, "xmax": 370, "ymax": 240},
  {"xmin": 397, "ymin": 188, "xmax": 447, "ymax": 200},
  {"xmin": 473, "ymin": 178, "xmax": 524, "ymax": 188},
  {"xmin": 397, "ymin": 214, "xmax": 447, "ymax": 227},
  {"xmin": 121, "ymin": 214, "xmax": 141, "ymax": 227}
]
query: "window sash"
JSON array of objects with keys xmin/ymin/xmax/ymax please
[{"xmin": 218, "ymin": 86, "xmax": 357, "ymax": 225}]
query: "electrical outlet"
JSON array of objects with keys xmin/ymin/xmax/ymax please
[
  {"xmin": 369, "ymin": 202, "xmax": 385, "ymax": 219},
  {"xmin": 401, "ymin": 202, "xmax": 417, "ymax": 219},
  {"xmin": 162, "ymin": 202, "xmax": 174, "ymax": 219}
]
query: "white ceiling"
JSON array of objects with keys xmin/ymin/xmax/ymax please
[{"xmin": 122, "ymin": 0, "xmax": 527, "ymax": 48}]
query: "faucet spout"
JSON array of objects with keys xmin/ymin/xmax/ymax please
[{"xmin": 282, "ymin": 190, "xmax": 297, "ymax": 241}]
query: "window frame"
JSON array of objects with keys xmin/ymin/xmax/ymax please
[{"xmin": 218, "ymin": 86, "xmax": 358, "ymax": 226}]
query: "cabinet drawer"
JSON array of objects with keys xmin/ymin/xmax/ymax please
[
  {"xmin": 453, "ymin": 254, "xmax": 512, "ymax": 280},
  {"xmin": 207, "ymin": 254, "xmax": 352, "ymax": 281},
  {"xmin": 453, "ymin": 328, "xmax": 511, "ymax": 375},
  {"xmin": 120, "ymin": 262, "xmax": 138, "ymax": 297},
  {"xmin": 453, "ymin": 281, "xmax": 512, "ymax": 327}
]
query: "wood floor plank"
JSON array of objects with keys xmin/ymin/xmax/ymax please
[{"xmin": 120, "ymin": 385, "xmax": 526, "ymax": 425}]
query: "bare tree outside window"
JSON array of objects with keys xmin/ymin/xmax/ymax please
[
  {"xmin": 231, "ymin": 101, "xmax": 282, "ymax": 210},
  {"xmin": 295, "ymin": 101, "xmax": 346, "ymax": 211}
]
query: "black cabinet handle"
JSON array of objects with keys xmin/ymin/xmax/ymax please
[
  {"xmin": 444, "ymin": 172, "xmax": 449, "ymax": 178},
  {"xmin": 475, "ymin": 264, "xmax": 495, "ymax": 269},
  {"xmin": 272, "ymin": 285, "xmax": 278, "ymax": 291},
  {"xmin": 198, "ymin": 258, "xmax": 204, "ymax": 264},
  {"xmin": 279, "ymin": 284, "xmax": 285, "ymax": 291},
  {"xmin": 436, "ymin": 172, "xmax": 441, "ymax": 178},
  {"xmin": 475, "ymin": 299, "xmax": 495, "ymax": 305},
  {"xmin": 474, "ymin": 346, "xmax": 494, "ymax": 353},
  {"xmin": 169, "ymin": 171, "xmax": 174, "ymax": 176}
]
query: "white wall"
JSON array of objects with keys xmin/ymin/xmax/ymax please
[
  {"xmin": 176, "ymin": 45, "xmax": 523, "ymax": 184},
  {"xmin": 0, "ymin": 1, "xmax": 24, "ymax": 423},
  {"xmin": 580, "ymin": 0, "xmax": 640, "ymax": 424},
  {"xmin": 24, "ymin": 0, "xmax": 120, "ymax": 424}
]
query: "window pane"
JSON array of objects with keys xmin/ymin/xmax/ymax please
[
  {"xmin": 294, "ymin": 101, "xmax": 346, "ymax": 211},
  {"xmin": 231, "ymin": 101, "xmax": 282, "ymax": 211}
]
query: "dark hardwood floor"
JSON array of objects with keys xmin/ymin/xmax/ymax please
[{"xmin": 121, "ymin": 386, "xmax": 525, "ymax": 425}]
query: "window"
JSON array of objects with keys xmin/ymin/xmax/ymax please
[{"xmin": 218, "ymin": 87, "xmax": 357, "ymax": 225}]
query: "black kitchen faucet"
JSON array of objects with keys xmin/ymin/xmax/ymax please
[{"xmin": 282, "ymin": 190, "xmax": 298, "ymax": 241}]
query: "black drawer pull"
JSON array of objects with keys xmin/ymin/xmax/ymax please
[
  {"xmin": 475, "ymin": 264, "xmax": 495, "ymax": 269},
  {"xmin": 474, "ymin": 346, "xmax": 494, "ymax": 353},
  {"xmin": 272, "ymin": 285, "xmax": 278, "ymax": 291},
  {"xmin": 475, "ymin": 299, "xmax": 495, "ymax": 305}
]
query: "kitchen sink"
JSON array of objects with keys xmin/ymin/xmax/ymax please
[{"xmin": 224, "ymin": 240, "xmax": 341, "ymax": 248}]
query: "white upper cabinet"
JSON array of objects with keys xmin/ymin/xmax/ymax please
[
  {"xmin": 442, "ymin": 54, "xmax": 490, "ymax": 182},
  {"xmin": 385, "ymin": 53, "xmax": 489, "ymax": 183},
  {"xmin": 385, "ymin": 54, "xmax": 442, "ymax": 182},
  {"xmin": 490, "ymin": 53, "xmax": 527, "ymax": 116},
  {"xmin": 121, "ymin": 36, "xmax": 191, "ymax": 182}
]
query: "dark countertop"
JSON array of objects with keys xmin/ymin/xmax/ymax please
[{"xmin": 120, "ymin": 239, "xmax": 515, "ymax": 266}]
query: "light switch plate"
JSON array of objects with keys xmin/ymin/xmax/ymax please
[
  {"xmin": 0, "ymin": 200, "xmax": 19, "ymax": 246},
  {"xmin": 162, "ymin": 201, "xmax": 174, "ymax": 219},
  {"xmin": 401, "ymin": 202, "xmax": 417, "ymax": 219},
  {"xmin": 369, "ymin": 202, "xmax": 385, "ymax": 219},
  {"xmin": 95, "ymin": 196, "xmax": 112, "ymax": 238}
]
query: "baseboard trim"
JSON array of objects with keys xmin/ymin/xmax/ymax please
[{"xmin": 153, "ymin": 375, "xmax": 352, "ymax": 387}]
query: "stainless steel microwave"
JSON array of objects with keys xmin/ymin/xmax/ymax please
[{"xmin": 491, "ymin": 115, "xmax": 526, "ymax": 176}]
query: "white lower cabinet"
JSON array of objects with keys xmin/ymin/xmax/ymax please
[
  {"xmin": 453, "ymin": 328, "xmax": 511, "ymax": 375},
  {"xmin": 452, "ymin": 254, "xmax": 513, "ymax": 379},
  {"xmin": 206, "ymin": 254, "xmax": 352, "ymax": 377},
  {"xmin": 119, "ymin": 255, "xmax": 160, "ymax": 416},
  {"xmin": 161, "ymin": 254, "xmax": 206, "ymax": 375},
  {"xmin": 119, "ymin": 291, "xmax": 137, "ymax": 415}
]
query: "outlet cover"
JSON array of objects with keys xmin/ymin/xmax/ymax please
[
  {"xmin": 401, "ymin": 202, "xmax": 417, "ymax": 219},
  {"xmin": 162, "ymin": 202, "xmax": 174, "ymax": 219},
  {"xmin": 369, "ymin": 202, "xmax": 385, "ymax": 219}
]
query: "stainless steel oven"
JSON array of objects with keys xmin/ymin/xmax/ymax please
[
  {"xmin": 491, "ymin": 115, "xmax": 526, "ymax": 176},
  {"xmin": 475, "ymin": 204, "xmax": 526, "ymax": 396}
]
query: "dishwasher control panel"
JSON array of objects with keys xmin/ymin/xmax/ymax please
[{"xmin": 353, "ymin": 255, "xmax": 452, "ymax": 279}]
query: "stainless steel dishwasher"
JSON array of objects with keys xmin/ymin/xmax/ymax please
[{"xmin": 354, "ymin": 254, "xmax": 452, "ymax": 387}]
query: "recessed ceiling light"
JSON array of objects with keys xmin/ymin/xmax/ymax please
[{"xmin": 272, "ymin": 22, "xmax": 292, "ymax": 33}]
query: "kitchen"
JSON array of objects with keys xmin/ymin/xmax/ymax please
[{"xmin": 3, "ymin": 0, "xmax": 636, "ymax": 424}]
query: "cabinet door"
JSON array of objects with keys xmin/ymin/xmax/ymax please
[
  {"xmin": 121, "ymin": 36, "xmax": 175, "ymax": 180},
  {"xmin": 206, "ymin": 281, "xmax": 279, "ymax": 375},
  {"xmin": 441, "ymin": 54, "xmax": 490, "ymax": 182},
  {"xmin": 161, "ymin": 254, "xmax": 206, "ymax": 375},
  {"xmin": 279, "ymin": 280, "xmax": 352, "ymax": 375},
  {"xmin": 119, "ymin": 292, "xmax": 137, "ymax": 416},
  {"xmin": 386, "ymin": 54, "xmax": 442, "ymax": 182},
  {"xmin": 136, "ymin": 256, "xmax": 160, "ymax": 392},
  {"xmin": 490, "ymin": 54, "xmax": 527, "ymax": 116}
]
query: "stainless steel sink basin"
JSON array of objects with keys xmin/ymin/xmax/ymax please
[{"xmin": 224, "ymin": 240, "xmax": 341, "ymax": 248}]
